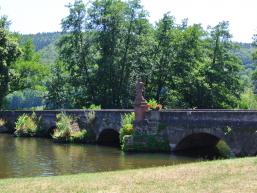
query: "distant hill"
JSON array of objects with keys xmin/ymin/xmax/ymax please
[
  {"xmin": 38, "ymin": 43, "xmax": 59, "ymax": 65},
  {"xmin": 22, "ymin": 32, "xmax": 61, "ymax": 64},
  {"xmin": 21, "ymin": 32, "xmax": 256, "ymax": 68},
  {"xmin": 234, "ymin": 42, "xmax": 255, "ymax": 70},
  {"xmin": 22, "ymin": 32, "xmax": 61, "ymax": 51}
]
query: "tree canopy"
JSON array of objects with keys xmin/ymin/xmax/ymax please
[
  {"xmin": 0, "ymin": 16, "xmax": 21, "ymax": 108},
  {"xmin": 46, "ymin": 0, "xmax": 244, "ymax": 109}
]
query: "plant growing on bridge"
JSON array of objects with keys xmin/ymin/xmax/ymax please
[
  {"xmin": 52, "ymin": 113, "xmax": 87, "ymax": 143},
  {"xmin": 14, "ymin": 112, "xmax": 44, "ymax": 137},
  {"xmin": 88, "ymin": 104, "xmax": 101, "ymax": 110},
  {"xmin": 119, "ymin": 112, "xmax": 135, "ymax": 144},
  {"xmin": 147, "ymin": 99, "xmax": 162, "ymax": 110},
  {"xmin": 0, "ymin": 119, "xmax": 6, "ymax": 127}
]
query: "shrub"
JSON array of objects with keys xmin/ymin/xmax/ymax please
[
  {"xmin": 83, "ymin": 104, "xmax": 101, "ymax": 110},
  {"xmin": 119, "ymin": 112, "xmax": 135, "ymax": 143},
  {"xmin": 52, "ymin": 113, "xmax": 87, "ymax": 143},
  {"xmin": 238, "ymin": 88, "xmax": 257, "ymax": 109},
  {"xmin": 0, "ymin": 119, "xmax": 6, "ymax": 127},
  {"xmin": 147, "ymin": 99, "xmax": 162, "ymax": 110},
  {"xmin": 14, "ymin": 113, "xmax": 44, "ymax": 137},
  {"xmin": 88, "ymin": 104, "xmax": 101, "ymax": 110},
  {"xmin": 216, "ymin": 140, "xmax": 232, "ymax": 158}
]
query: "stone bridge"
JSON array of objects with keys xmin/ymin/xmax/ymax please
[{"xmin": 0, "ymin": 109, "xmax": 257, "ymax": 156}]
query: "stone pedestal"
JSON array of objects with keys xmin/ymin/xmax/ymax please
[
  {"xmin": 134, "ymin": 105, "xmax": 148, "ymax": 122},
  {"xmin": 122, "ymin": 81, "xmax": 170, "ymax": 152}
]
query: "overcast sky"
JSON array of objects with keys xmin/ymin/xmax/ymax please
[{"xmin": 0, "ymin": 0, "xmax": 256, "ymax": 42}]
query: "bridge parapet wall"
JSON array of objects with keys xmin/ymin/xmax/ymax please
[
  {"xmin": 1, "ymin": 109, "xmax": 257, "ymax": 156},
  {"xmin": 158, "ymin": 110, "xmax": 257, "ymax": 156}
]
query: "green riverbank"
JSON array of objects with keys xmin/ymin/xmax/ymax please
[{"xmin": 0, "ymin": 157, "xmax": 256, "ymax": 193}]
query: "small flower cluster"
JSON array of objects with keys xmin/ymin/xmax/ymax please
[{"xmin": 147, "ymin": 99, "xmax": 162, "ymax": 110}]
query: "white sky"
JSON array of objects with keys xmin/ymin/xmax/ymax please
[{"xmin": 0, "ymin": 0, "xmax": 256, "ymax": 42}]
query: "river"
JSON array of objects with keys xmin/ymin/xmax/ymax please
[{"xmin": 0, "ymin": 134, "xmax": 196, "ymax": 179}]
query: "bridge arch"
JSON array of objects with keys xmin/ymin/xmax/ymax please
[
  {"xmin": 97, "ymin": 129, "xmax": 120, "ymax": 147},
  {"xmin": 174, "ymin": 132, "xmax": 231, "ymax": 158},
  {"xmin": 48, "ymin": 125, "xmax": 57, "ymax": 136}
]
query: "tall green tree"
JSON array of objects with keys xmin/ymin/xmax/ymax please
[
  {"xmin": 89, "ymin": 0, "xmax": 148, "ymax": 108},
  {"xmin": 10, "ymin": 38, "xmax": 49, "ymax": 93},
  {"xmin": 145, "ymin": 14, "xmax": 206, "ymax": 108},
  {"xmin": 4, "ymin": 38, "xmax": 50, "ymax": 110},
  {"xmin": 48, "ymin": 0, "xmax": 245, "ymax": 110},
  {"xmin": 203, "ymin": 21, "xmax": 243, "ymax": 108},
  {"xmin": 146, "ymin": 13, "xmax": 177, "ymax": 103},
  {"xmin": 45, "ymin": 61, "xmax": 71, "ymax": 109},
  {"xmin": 173, "ymin": 24, "xmax": 207, "ymax": 108},
  {"xmin": 54, "ymin": 0, "xmax": 151, "ymax": 108},
  {"xmin": 251, "ymin": 34, "xmax": 257, "ymax": 93},
  {"xmin": 0, "ymin": 16, "xmax": 20, "ymax": 108},
  {"xmin": 57, "ymin": 0, "xmax": 97, "ymax": 108}
]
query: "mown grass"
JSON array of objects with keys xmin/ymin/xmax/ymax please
[{"xmin": 0, "ymin": 157, "xmax": 256, "ymax": 193}]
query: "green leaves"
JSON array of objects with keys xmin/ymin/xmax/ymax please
[
  {"xmin": 47, "ymin": 0, "xmax": 245, "ymax": 110},
  {"xmin": 0, "ymin": 16, "xmax": 21, "ymax": 108}
]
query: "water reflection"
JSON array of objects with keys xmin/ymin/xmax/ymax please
[{"xmin": 0, "ymin": 134, "xmax": 195, "ymax": 179}]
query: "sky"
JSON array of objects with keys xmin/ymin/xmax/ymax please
[{"xmin": 0, "ymin": 0, "xmax": 256, "ymax": 43}]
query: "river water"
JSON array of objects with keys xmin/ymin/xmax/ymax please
[{"xmin": 0, "ymin": 134, "xmax": 196, "ymax": 179}]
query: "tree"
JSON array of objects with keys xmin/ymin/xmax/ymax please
[
  {"xmin": 10, "ymin": 38, "xmax": 49, "ymax": 92},
  {"xmin": 89, "ymin": 0, "xmax": 151, "ymax": 108},
  {"xmin": 50, "ymin": 0, "xmax": 245, "ymax": 110},
  {"xmin": 4, "ymin": 38, "xmax": 49, "ymax": 109},
  {"xmin": 45, "ymin": 61, "xmax": 71, "ymax": 109},
  {"xmin": 57, "ymin": 0, "xmax": 97, "ymax": 108},
  {"xmin": 54, "ymin": 0, "xmax": 151, "ymax": 108},
  {"xmin": 251, "ymin": 34, "xmax": 257, "ymax": 93},
  {"xmin": 145, "ymin": 14, "xmax": 206, "ymax": 108},
  {"xmin": 0, "ymin": 16, "xmax": 20, "ymax": 108},
  {"xmin": 203, "ymin": 21, "xmax": 243, "ymax": 108},
  {"xmin": 146, "ymin": 13, "xmax": 177, "ymax": 103}
]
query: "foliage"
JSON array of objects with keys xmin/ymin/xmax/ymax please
[
  {"xmin": 45, "ymin": 61, "xmax": 71, "ymax": 109},
  {"xmin": 0, "ymin": 16, "xmax": 21, "ymax": 108},
  {"xmin": 238, "ymin": 88, "xmax": 257, "ymax": 109},
  {"xmin": 38, "ymin": 43, "xmax": 58, "ymax": 65},
  {"xmin": 224, "ymin": 126, "xmax": 232, "ymax": 136},
  {"xmin": 216, "ymin": 140, "xmax": 232, "ymax": 158},
  {"xmin": 4, "ymin": 89, "xmax": 45, "ymax": 110},
  {"xmin": 119, "ymin": 112, "xmax": 135, "ymax": 143},
  {"xmin": 10, "ymin": 38, "xmax": 49, "ymax": 92},
  {"xmin": 3, "ymin": 37, "xmax": 50, "ymax": 110},
  {"xmin": 22, "ymin": 32, "xmax": 61, "ymax": 51},
  {"xmin": 44, "ymin": 0, "xmax": 245, "ymax": 110},
  {"xmin": 147, "ymin": 99, "xmax": 162, "ymax": 110},
  {"xmin": 88, "ymin": 104, "xmax": 101, "ymax": 110},
  {"xmin": 251, "ymin": 34, "xmax": 257, "ymax": 94},
  {"xmin": 0, "ymin": 119, "xmax": 6, "ymax": 127},
  {"xmin": 52, "ymin": 113, "xmax": 87, "ymax": 143},
  {"xmin": 14, "ymin": 113, "xmax": 44, "ymax": 137}
]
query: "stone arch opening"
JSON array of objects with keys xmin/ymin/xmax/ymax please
[
  {"xmin": 48, "ymin": 125, "xmax": 57, "ymax": 136},
  {"xmin": 174, "ymin": 133, "xmax": 231, "ymax": 159},
  {"xmin": 97, "ymin": 129, "xmax": 120, "ymax": 147}
]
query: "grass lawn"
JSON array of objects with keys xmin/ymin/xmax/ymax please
[{"xmin": 0, "ymin": 157, "xmax": 256, "ymax": 193}]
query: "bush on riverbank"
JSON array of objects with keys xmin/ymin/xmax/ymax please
[
  {"xmin": 52, "ymin": 113, "xmax": 87, "ymax": 143},
  {"xmin": 0, "ymin": 118, "xmax": 8, "ymax": 133},
  {"xmin": 216, "ymin": 140, "xmax": 232, "ymax": 158},
  {"xmin": 14, "ymin": 113, "xmax": 45, "ymax": 137},
  {"xmin": 0, "ymin": 118, "xmax": 6, "ymax": 127},
  {"xmin": 119, "ymin": 112, "xmax": 135, "ymax": 145}
]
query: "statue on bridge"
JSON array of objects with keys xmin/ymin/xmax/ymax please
[{"xmin": 134, "ymin": 81, "xmax": 148, "ymax": 122}]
